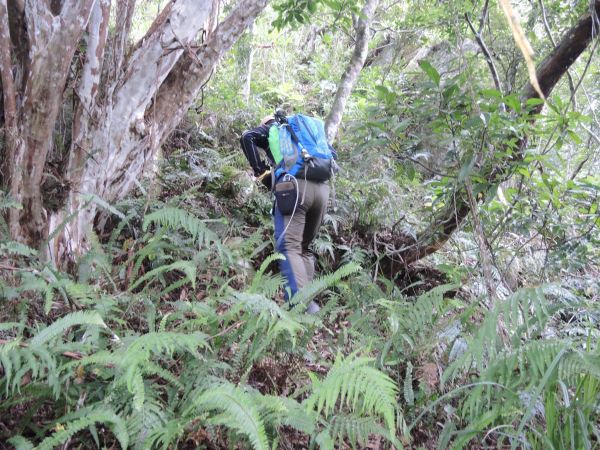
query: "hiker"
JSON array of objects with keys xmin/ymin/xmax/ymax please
[{"xmin": 240, "ymin": 110, "xmax": 336, "ymax": 314}]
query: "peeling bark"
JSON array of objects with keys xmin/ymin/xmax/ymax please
[
  {"xmin": 4, "ymin": 0, "xmax": 95, "ymax": 249},
  {"xmin": 325, "ymin": 0, "xmax": 380, "ymax": 143},
  {"xmin": 6, "ymin": 0, "xmax": 27, "ymax": 72},
  {"xmin": 383, "ymin": 0, "xmax": 600, "ymax": 269},
  {"xmin": 55, "ymin": 0, "xmax": 218, "ymax": 256},
  {"xmin": 49, "ymin": 0, "xmax": 111, "ymax": 261},
  {"xmin": 45, "ymin": 0, "xmax": 267, "ymax": 260},
  {"xmin": 0, "ymin": 0, "xmax": 18, "ymax": 180},
  {"xmin": 105, "ymin": 0, "xmax": 135, "ymax": 86},
  {"xmin": 150, "ymin": 0, "xmax": 269, "ymax": 141}
]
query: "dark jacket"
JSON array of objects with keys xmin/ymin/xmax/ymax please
[{"xmin": 240, "ymin": 123, "xmax": 274, "ymax": 177}]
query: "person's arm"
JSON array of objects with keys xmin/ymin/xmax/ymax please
[{"xmin": 240, "ymin": 124, "xmax": 273, "ymax": 177}]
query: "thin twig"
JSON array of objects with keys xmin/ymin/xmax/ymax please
[
  {"xmin": 208, "ymin": 320, "xmax": 245, "ymax": 340},
  {"xmin": 465, "ymin": 11, "xmax": 503, "ymax": 95}
]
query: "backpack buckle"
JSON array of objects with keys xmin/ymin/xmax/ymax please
[{"xmin": 301, "ymin": 149, "xmax": 313, "ymax": 161}]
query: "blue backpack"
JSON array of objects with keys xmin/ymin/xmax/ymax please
[{"xmin": 268, "ymin": 114, "xmax": 334, "ymax": 182}]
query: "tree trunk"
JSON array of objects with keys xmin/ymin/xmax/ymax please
[
  {"xmin": 242, "ymin": 20, "xmax": 256, "ymax": 104},
  {"xmin": 324, "ymin": 0, "xmax": 380, "ymax": 143},
  {"xmin": 381, "ymin": 0, "xmax": 600, "ymax": 270},
  {"xmin": 3, "ymin": 0, "xmax": 95, "ymax": 248},
  {"xmin": 0, "ymin": 0, "xmax": 268, "ymax": 262}
]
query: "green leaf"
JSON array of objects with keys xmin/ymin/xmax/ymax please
[
  {"xmin": 442, "ymin": 83, "xmax": 458, "ymax": 100},
  {"xmin": 504, "ymin": 94, "xmax": 521, "ymax": 112},
  {"xmin": 458, "ymin": 153, "xmax": 475, "ymax": 182},
  {"xmin": 418, "ymin": 60, "xmax": 440, "ymax": 86},
  {"xmin": 480, "ymin": 88, "xmax": 502, "ymax": 99},
  {"xmin": 526, "ymin": 97, "xmax": 545, "ymax": 107}
]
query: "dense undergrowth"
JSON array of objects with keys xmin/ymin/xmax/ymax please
[
  {"xmin": 1, "ymin": 128, "xmax": 599, "ymax": 449},
  {"xmin": 2, "ymin": 2, "xmax": 600, "ymax": 446}
]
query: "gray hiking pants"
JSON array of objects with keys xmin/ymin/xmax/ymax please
[{"xmin": 274, "ymin": 179, "xmax": 330, "ymax": 298}]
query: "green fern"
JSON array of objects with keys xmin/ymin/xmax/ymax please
[
  {"xmin": 443, "ymin": 287, "xmax": 555, "ymax": 385},
  {"xmin": 273, "ymin": 396, "xmax": 316, "ymax": 436},
  {"xmin": 128, "ymin": 234, "xmax": 173, "ymax": 281},
  {"xmin": 249, "ymin": 253, "xmax": 285, "ymax": 293},
  {"xmin": 35, "ymin": 408, "xmax": 128, "ymax": 450},
  {"xmin": 143, "ymin": 207, "xmax": 219, "ymax": 248},
  {"xmin": 128, "ymin": 260, "xmax": 197, "ymax": 292},
  {"xmin": 7, "ymin": 435, "xmax": 34, "ymax": 450},
  {"xmin": 143, "ymin": 419, "xmax": 186, "ymax": 450},
  {"xmin": 328, "ymin": 413, "xmax": 403, "ymax": 449},
  {"xmin": 233, "ymin": 292, "xmax": 305, "ymax": 343},
  {"xmin": 290, "ymin": 262, "xmax": 361, "ymax": 309},
  {"xmin": 191, "ymin": 382, "xmax": 270, "ymax": 450},
  {"xmin": 305, "ymin": 352, "xmax": 399, "ymax": 433},
  {"xmin": 404, "ymin": 362, "xmax": 414, "ymax": 406},
  {"xmin": 2, "ymin": 344, "xmax": 57, "ymax": 396},
  {"xmin": 126, "ymin": 398, "xmax": 169, "ymax": 450},
  {"xmin": 0, "ymin": 241, "xmax": 38, "ymax": 257},
  {"xmin": 120, "ymin": 331, "xmax": 209, "ymax": 406},
  {"xmin": 435, "ymin": 286, "xmax": 600, "ymax": 448},
  {"xmin": 30, "ymin": 311, "xmax": 107, "ymax": 346}
]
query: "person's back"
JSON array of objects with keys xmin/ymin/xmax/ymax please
[{"xmin": 240, "ymin": 110, "xmax": 336, "ymax": 313}]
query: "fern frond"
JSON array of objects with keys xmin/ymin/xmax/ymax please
[
  {"xmin": 328, "ymin": 413, "xmax": 403, "ymax": 449},
  {"xmin": 233, "ymin": 292, "xmax": 305, "ymax": 346},
  {"xmin": 249, "ymin": 253, "xmax": 285, "ymax": 293},
  {"xmin": 141, "ymin": 360, "xmax": 184, "ymax": 391},
  {"xmin": 275, "ymin": 397, "xmax": 316, "ymax": 435},
  {"xmin": 122, "ymin": 331, "xmax": 209, "ymax": 367},
  {"xmin": 7, "ymin": 435, "xmax": 34, "ymax": 450},
  {"xmin": 120, "ymin": 332, "xmax": 208, "ymax": 402},
  {"xmin": 61, "ymin": 351, "xmax": 117, "ymax": 373},
  {"xmin": 314, "ymin": 430, "xmax": 335, "ymax": 450},
  {"xmin": 126, "ymin": 398, "xmax": 169, "ymax": 450},
  {"xmin": 128, "ymin": 260, "xmax": 197, "ymax": 292},
  {"xmin": 0, "ymin": 241, "xmax": 37, "ymax": 257},
  {"xmin": 129, "ymin": 236, "xmax": 172, "ymax": 281},
  {"xmin": 30, "ymin": 311, "xmax": 107, "ymax": 346},
  {"xmin": 404, "ymin": 362, "xmax": 414, "ymax": 406},
  {"xmin": 305, "ymin": 352, "xmax": 399, "ymax": 433},
  {"xmin": 36, "ymin": 409, "xmax": 128, "ymax": 450},
  {"xmin": 291, "ymin": 262, "xmax": 361, "ymax": 309},
  {"xmin": 143, "ymin": 419, "xmax": 185, "ymax": 450},
  {"xmin": 143, "ymin": 207, "xmax": 218, "ymax": 247},
  {"xmin": 192, "ymin": 382, "xmax": 270, "ymax": 450}
]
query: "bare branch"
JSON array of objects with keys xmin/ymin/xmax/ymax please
[
  {"xmin": 107, "ymin": 0, "xmax": 135, "ymax": 83},
  {"xmin": 465, "ymin": 11, "xmax": 502, "ymax": 94},
  {"xmin": 325, "ymin": 0, "xmax": 381, "ymax": 143}
]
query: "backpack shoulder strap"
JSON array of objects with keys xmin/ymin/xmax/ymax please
[{"xmin": 296, "ymin": 115, "xmax": 319, "ymax": 144}]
